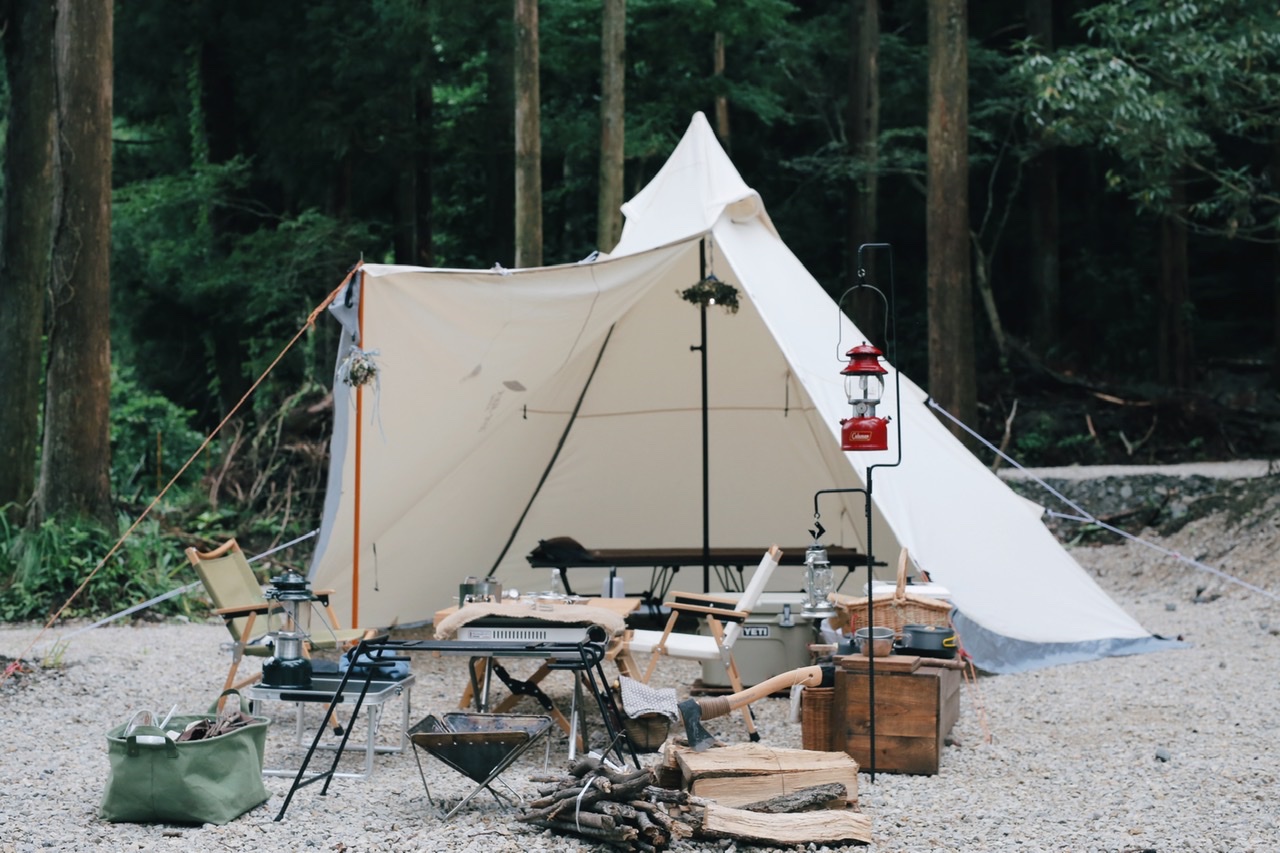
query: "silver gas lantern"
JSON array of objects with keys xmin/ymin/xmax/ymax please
[
  {"xmin": 802, "ymin": 543, "xmax": 836, "ymax": 620},
  {"xmin": 261, "ymin": 569, "xmax": 317, "ymax": 689}
]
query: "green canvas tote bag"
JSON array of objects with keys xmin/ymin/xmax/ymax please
[{"xmin": 100, "ymin": 690, "xmax": 270, "ymax": 825}]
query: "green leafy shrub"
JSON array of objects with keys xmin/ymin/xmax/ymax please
[
  {"xmin": 110, "ymin": 364, "xmax": 209, "ymax": 502},
  {"xmin": 0, "ymin": 513, "xmax": 199, "ymax": 623}
]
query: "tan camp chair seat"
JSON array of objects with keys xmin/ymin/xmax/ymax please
[{"xmin": 185, "ymin": 538, "xmax": 372, "ymax": 692}]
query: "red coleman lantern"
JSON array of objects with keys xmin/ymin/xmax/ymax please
[{"xmin": 840, "ymin": 342, "xmax": 889, "ymax": 452}]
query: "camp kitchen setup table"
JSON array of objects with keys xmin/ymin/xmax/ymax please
[
  {"xmin": 244, "ymin": 672, "xmax": 415, "ymax": 781},
  {"xmin": 431, "ymin": 597, "xmax": 640, "ymax": 751},
  {"xmin": 271, "ymin": 635, "xmax": 637, "ymax": 822},
  {"xmin": 527, "ymin": 541, "xmax": 879, "ymax": 603}
]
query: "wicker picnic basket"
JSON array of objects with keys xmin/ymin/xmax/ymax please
[{"xmin": 831, "ymin": 548, "xmax": 952, "ymax": 639}]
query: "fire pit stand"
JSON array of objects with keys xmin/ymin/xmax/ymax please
[{"xmin": 408, "ymin": 712, "xmax": 553, "ymax": 820}]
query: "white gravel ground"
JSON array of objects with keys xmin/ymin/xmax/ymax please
[{"xmin": 2, "ymin": 474, "xmax": 1278, "ymax": 853}]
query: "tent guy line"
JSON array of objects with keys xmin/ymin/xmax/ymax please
[
  {"xmin": 58, "ymin": 529, "xmax": 323, "ymax": 641},
  {"xmin": 927, "ymin": 398, "xmax": 1279, "ymax": 602}
]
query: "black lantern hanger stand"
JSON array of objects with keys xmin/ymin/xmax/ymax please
[{"xmin": 810, "ymin": 242, "xmax": 902, "ymax": 782}]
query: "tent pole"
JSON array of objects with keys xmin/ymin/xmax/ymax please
[
  {"xmin": 351, "ymin": 271, "xmax": 366, "ymax": 628},
  {"xmin": 699, "ymin": 239, "xmax": 711, "ymax": 593},
  {"xmin": 855, "ymin": 242, "xmax": 902, "ymax": 783}
]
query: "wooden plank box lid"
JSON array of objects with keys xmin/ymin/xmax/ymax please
[{"xmin": 837, "ymin": 653, "xmax": 922, "ymax": 673}]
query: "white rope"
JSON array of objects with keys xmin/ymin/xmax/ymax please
[
  {"xmin": 573, "ymin": 774, "xmax": 604, "ymax": 833},
  {"xmin": 61, "ymin": 581, "xmax": 203, "ymax": 638},
  {"xmin": 245, "ymin": 528, "xmax": 318, "ymax": 563},
  {"xmin": 925, "ymin": 397, "xmax": 1280, "ymax": 602},
  {"xmin": 58, "ymin": 529, "xmax": 322, "ymax": 639}
]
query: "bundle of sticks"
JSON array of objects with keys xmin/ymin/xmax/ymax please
[{"xmin": 520, "ymin": 755, "xmax": 694, "ymax": 851}]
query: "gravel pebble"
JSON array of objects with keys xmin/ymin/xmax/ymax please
[{"xmin": 2, "ymin": 473, "xmax": 1278, "ymax": 852}]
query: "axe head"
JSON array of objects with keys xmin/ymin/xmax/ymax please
[{"xmin": 678, "ymin": 698, "xmax": 716, "ymax": 752}]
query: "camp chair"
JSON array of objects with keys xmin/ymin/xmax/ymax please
[
  {"xmin": 624, "ymin": 545, "xmax": 781, "ymax": 740},
  {"xmin": 185, "ymin": 538, "xmax": 373, "ymax": 692}
]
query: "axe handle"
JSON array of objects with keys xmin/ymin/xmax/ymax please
[{"xmin": 696, "ymin": 665, "xmax": 824, "ymax": 722}]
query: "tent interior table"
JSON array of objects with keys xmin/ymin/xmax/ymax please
[{"xmin": 525, "ymin": 540, "xmax": 878, "ymax": 602}]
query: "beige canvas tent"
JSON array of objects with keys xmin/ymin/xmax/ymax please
[{"xmin": 308, "ymin": 112, "xmax": 1177, "ymax": 673}]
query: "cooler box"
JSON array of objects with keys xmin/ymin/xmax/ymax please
[{"xmin": 699, "ymin": 592, "xmax": 817, "ymax": 688}]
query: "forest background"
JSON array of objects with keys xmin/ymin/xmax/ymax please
[{"xmin": 1, "ymin": 0, "xmax": 1279, "ymax": 624}]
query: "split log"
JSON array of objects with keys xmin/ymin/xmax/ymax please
[
  {"xmin": 673, "ymin": 743, "xmax": 860, "ymax": 808},
  {"xmin": 738, "ymin": 782, "xmax": 849, "ymax": 813},
  {"xmin": 700, "ymin": 802, "xmax": 871, "ymax": 847}
]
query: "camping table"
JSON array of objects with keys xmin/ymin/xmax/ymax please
[
  {"xmin": 245, "ymin": 673, "xmax": 415, "ymax": 781},
  {"xmin": 272, "ymin": 636, "xmax": 637, "ymax": 822},
  {"xmin": 527, "ymin": 544, "xmax": 879, "ymax": 602},
  {"xmin": 431, "ymin": 598, "xmax": 641, "ymax": 755}
]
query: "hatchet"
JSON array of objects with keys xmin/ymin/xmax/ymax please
[{"xmin": 677, "ymin": 664, "xmax": 827, "ymax": 752}]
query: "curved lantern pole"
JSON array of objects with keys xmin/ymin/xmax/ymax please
[{"xmin": 810, "ymin": 242, "xmax": 902, "ymax": 782}]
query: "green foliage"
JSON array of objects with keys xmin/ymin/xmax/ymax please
[
  {"xmin": 679, "ymin": 276, "xmax": 740, "ymax": 314},
  {"xmin": 1012, "ymin": 414, "xmax": 1105, "ymax": 467},
  {"xmin": 1015, "ymin": 0, "xmax": 1280, "ymax": 238},
  {"xmin": 0, "ymin": 513, "xmax": 197, "ymax": 623},
  {"xmin": 110, "ymin": 363, "xmax": 208, "ymax": 501}
]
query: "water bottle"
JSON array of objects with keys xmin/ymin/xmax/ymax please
[{"xmin": 550, "ymin": 567, "xmax": 564, "ymax": 597}]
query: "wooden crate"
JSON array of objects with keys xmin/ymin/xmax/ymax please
[{"xmin": 831, "ymin": 657, "xmax": 961, "ymax": 775}]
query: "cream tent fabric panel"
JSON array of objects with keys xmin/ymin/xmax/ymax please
[{"xmin": 308, "ymin": 112, "xmax": 1179, "ymax": 672}]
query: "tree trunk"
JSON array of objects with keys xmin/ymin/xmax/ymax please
[
  {"xmin": 1271, "ymin": 134, "xmax": 1280, "ymax": 388},
  {"xmin": 714, "ymin": 31, "xmax": 730, "ymax": 151},
  {"xmin": 417, "ymin": 0, "xmax": 435, "ymax": 267},
  {"xmin": 486, "ymin": 7, "xmax": 515, "ymax": 266},
  {"xmin": 846, "ymin": 0, "xmax": 881, "ymax": 343},
  {"xmin": 196, "ymin": 32, "xmax": 249, "ymax": 417},
  {"xmin": 392, "ymin": 94, "xmax": 419, "ymax": 265},
  {"xmin": 514, "ymin": 0, "xmax": 542, "ymax": 268},
  {"xmin": 1158, "ymin": 177, "xmax": 1192, "ymax": 389},
  {"xmin": 36, "ymin": 0, "xmax": 114, "ymax": 527},
  {"xmin": 389, "ymin": 0, "xmax": 434, "ymax": 266},
  {"xmin": 597, "ymin": 0, "xmax": 626, "ymax": 253},
  {"xmin": 0, "ymin": 0, "xmax": 58, "ymax": 520},
  {"xmin": 1025, "ymin": 0, "xmax": 1060, "ymax": 358},
  {"xmin": 926, "ymin": 0, "xmax": 976, "ymax": 445}
]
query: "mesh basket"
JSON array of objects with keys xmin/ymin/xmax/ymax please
[
  {"xmin": 800, "ymin": 687, "xmax": 834, "ymax": 751},
  {"xmin": 832, "ymin": 548, "xmax": 952, "ymax": 639}
]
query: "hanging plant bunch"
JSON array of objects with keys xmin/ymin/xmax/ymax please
[
  {"xmin": 679, "ymin": 274, "xmax": 740, "ymax": 314},
  {"xmin": 338, "ymin": 346, "xmax": 380, "ymax": 388}
]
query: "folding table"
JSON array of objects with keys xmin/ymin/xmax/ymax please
[
  {"xmin": 272, "ymin": 635, "xmax": 637, "ymax": 821},
  {"xmin": 244, "ymin": 673, "xmax": 414, "ymax": 780}
]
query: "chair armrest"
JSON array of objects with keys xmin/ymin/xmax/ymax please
[
  {"xmin": 665, "ymin": 601, "xmax": 750, "ymax": 624},
  {"xmin": 214, "ymin": 603, "xmax": 274, "ymax": 618},
  {"xmin": 667, "ymin": 591, "xmax": 738, "ymax": 609}
]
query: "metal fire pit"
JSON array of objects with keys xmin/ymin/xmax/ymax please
[{"xmin": 407, "ymin": 712, "xmax": 552, "ymax": 820}]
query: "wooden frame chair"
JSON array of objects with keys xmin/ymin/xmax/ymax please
[
  {"xmin": 185, "ymin": 538, "xmax": 373, "ymax": 692},
  {"xmin": 624, "ymin": 545, "xmax": 782, "ymax": 740}
]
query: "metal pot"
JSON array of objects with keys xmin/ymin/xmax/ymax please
[
  {"xmin": 459, "ymin": 575, "xmax": 503, "ymax": 604},
  {"xmin": 901, "ymin": 623, "xmax": 957, "ymax": 658},
  {"xmin": 853, "ymin": 626, "xmax": 895, "ymax": 657}
]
